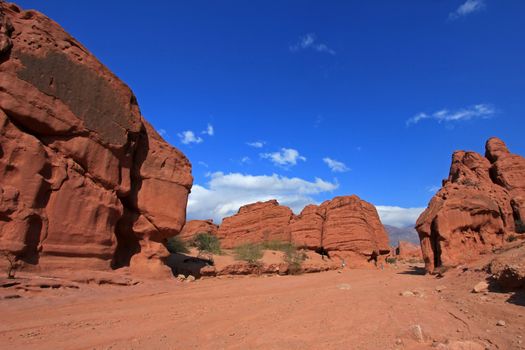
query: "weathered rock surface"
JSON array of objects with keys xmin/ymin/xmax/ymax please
[
  {"xmin": 320, "ymin": 196, "xmax": 390, "ymax": 256},
  {"xmin": 218, "ymin": 196, "xmax": 390, "ymax": 261},
  {"xmin": 217, "ymin": 200, "xmax": 293, "ymax": 249},
  {"xmin": 488, "ymin": 243, "xmax": 525, "ymax": 290},
  {"xmin": 395, "ymin": 240, "xmax": 423, "ymax": 261},
  {"xmin": 416, "ymin": 138, "xmax": 525, "ymax": 273},
  {"xmin": 0, "ymin": 2, "xmax": 192, "ymax": 277},
  {"xmin": 179, "ymin": 220, "xmax": 219, "ymax": 242}
]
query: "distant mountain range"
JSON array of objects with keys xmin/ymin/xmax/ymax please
[{"xmin": 385, "ymin": 225, "xmax": 419, "ymax": 246}]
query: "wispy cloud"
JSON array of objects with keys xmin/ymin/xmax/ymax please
[
  {"xmin": 323, "ymin": 157, "xmax": 350, "ymax": 173},
  {"xmin": 241, "ymin": 156, "xmax": 251, "ymax": 164},
  {"xmin": 202, "ymin": 123, "xmax": 214, "ymax": 136},
  {"xmin": 178, "ymin": 130, "xmax": 203, "ymax": 145},
  {"xmin": 290, "ymin": 33, "xmax": 336, "ymax": 55},
  {"xmin": 247, "ymin": 141, "xmax": 265, "ymax": 148},
  {"xmin": 261, "ymin": 148, "xmax": 306, "ymax": 167},
  {"xmin": 187, "ymin": 172, "xmax": 338, "ymax": 222},
  {"xmin": 449, "ymin": 0, "xmax": 485, "ymax": 20},
  {"xmin": 427, "ymin": 185, "xmax": 441, "ymax": 193},
  {"xmin": 198, "ymin": 161, "xmax": 209, "ymax": 168},
  {"xmin": 375, "ymin": 206, "xmax": 426, "ymax": 228},
  {"xmin": 406, "ymin": 104, "xmax": 495, "ymax": 126},
  {"xmin": 158, "ymin": 128, "xmax": 167, "ymax": 137}
]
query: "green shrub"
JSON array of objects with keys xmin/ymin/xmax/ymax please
[
  {"xmin": 261, "ymin": 240, "xmax": 295, "ymax": 253},
  {"xmin": 166, "ymin": 236, "xmax": 189, "ymax": 254},
  {"xmin": 284, "ymin": 249, "xmax": 306, "ymax": 275},
  {"xmin": 260, "ymin": 240, "xmax": 305, "ymax": 275},
  {"xmin": 191, "ymin": 233, "xmax": 222, "ymax": 255},
  {"xmin": 506, "ymin": 234, "xmax": 518, "ymax": 243},
  {"xmin": 386, "ymin": 257, "xmax": 397, "ymax": 264},
  {"xmin": 234, "ymin": 243, "xmax": 263, "ymax": 265}
]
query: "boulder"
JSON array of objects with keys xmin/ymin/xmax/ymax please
[
  {"xmin": 416, "ymin": 138, "xmax": 524, "ymax": 273},
  {"xmin": 217, "ymin": 200, "xmax": 293, "ymax": 249},
  {"xmin": 488, "ymin": 244, "xmax": 525, "ymax": 290},
  {"xmin": 179, "ymin": 219, "xmax": 219, "ymax": 242},
  {"xmin": 0, "ymin": 2, "xmax": 192, "ymax": 276},
  {"xmin": 320, "ymin": 196, "xmax": 390, "ymax": 255}
]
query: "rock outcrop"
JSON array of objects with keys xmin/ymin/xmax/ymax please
[
  {"xmin": 416, "ymin": 138, "xmax": 525, "ymax": 273},
  {"xmin": 395, "ymin": 241, "xmax": 423, "ymax": 261},
  {"xmin": 0, "ymin": 3, "xmax": 192, "ymax": 277},
  {"xmin": 291, "ymin": 196, "xmax": 390, "ymax": 257},
  {"xmin": 217, "ymin": 200, "xmax": 293, "ymax": 248},
  {"xmin": 217, "ymin": 196, "xmax": 390, "ymax": 263},
  {"xmin": 179, "ymin": 220, "xmax": 219, "ymax": 242}
]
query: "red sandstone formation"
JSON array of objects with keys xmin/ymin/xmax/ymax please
[
  {"xmin": 416, "ymin": 138, "xmax": 525, "ymax": 273},
  {"xmin": 179, "ymin": 220, "xmax": 219, "ymax": 242},
  {"xmin": 217, "ymin": 196, "xmax": 390, "ymax": 262},
  {"xmin": 0, "ymin": 3, "xmax": 192, "ymax": 278},
  {"xmin": 217, "ymin": 200, "xmax": 293, "ymax": 248},
  {"xmin": 395, "ymin": 241, "xmax": 423, "ymax": 261}
]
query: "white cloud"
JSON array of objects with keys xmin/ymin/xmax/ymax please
[
  {"xmin": 375, "ymin": 206, "xmax": 426, "ymax": 228},
  {"xmin": 323, "ymin": 157, "xmax": 350, "ymax": 173},
  {"xmin": 202, "ymin": 123, "xmax": 214, "ymax": 136},
  {"xmin": 158, "ymin": 128, "xmax": 167, "ymax": 137},
  {"xmin": 178, "ymin": 130, "xmax": 203, "ymax": 145},
  {"xmin": 261, "ymin": 148, "xmax": 306, "ymax": 167},
  {"xmin": 198, "ymin": 161, "xmax": 209, "ymax": 168},
  {"xmin": 187, "ymin": 172, "xmax": 339, "ymax": 222},
  {"xmin": 449, "ymin": 0, "xmax": 485, "ymax": 20},
  {"xmin": 247, "ymin": 141, "xmax": 265, "ymax": 148},
  {"xmin": 406, "ymin": 104, "xmax": 495, "ymax": 126},
  {"xmin": 427, "ymin": 185, "xmax": 441, "ymax": 193},
  {"xmin": 241, "ymin": 156, "xmax": 251, "ymax": 164},
  {"xmin": 290, "ymin": 33, "xmax": 336, "ymax": 55}
]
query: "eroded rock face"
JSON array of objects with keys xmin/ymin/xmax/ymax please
[
  {"xmin": 488, "ymin": 243, "xmax": 525, "ymax": 290},
  {"xmin": 416, "ymin": 138, "xmax": 525, "ymax": 273},
  {"xmin": 217, "ymin": 196, "xmax": 390, "ymax": 261},
  {"xmin": 179, "ymin": 220, "xmax": 219, "ymax": 242},
  {"xmin": 217, "ymin": 200, "xmax": 293, "ymax": 248},
  {"xmin": 395, "ymin": 241, "xmax": 423, "ymax": 261},
  {"xmin": 321, "ymin": 196, "xmax": 390, "ymax": 255},
  {"xmin": 0, "ymin": 3, "xmax": 192, "ymax": 276}
]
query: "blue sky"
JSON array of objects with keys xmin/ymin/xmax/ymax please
[{"xmin": 17, "ymin": 0, "xmax": 525, "ymax": 226}]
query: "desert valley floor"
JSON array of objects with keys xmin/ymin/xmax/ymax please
[{"xmin": 1, "ymin": 259, "xmax": 524, "ymax": 350}]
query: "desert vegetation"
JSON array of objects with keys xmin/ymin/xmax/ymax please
[
  {"xmin": 166, "ymin": 236, "xmax": 190, "ymax": 254},
  {"xmin": 1, "ymin": 251, "xmax": 20, "ymax": 279},
  {"xmin": 191, "ymin": 232, "xmax": 222, "ymax": 256},
  {"xmin": 233, "ymin": 243, "xmax": 263, "ymax": 265}
]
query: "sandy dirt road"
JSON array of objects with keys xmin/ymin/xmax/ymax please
[{"xmin": 1, "ymin": 265, "xmax": 524, "ymax": 350}]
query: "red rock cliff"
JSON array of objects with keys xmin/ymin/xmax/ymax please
[
  {"xmin": 0, "ymin": 3, "xmax": 192, "ymax": 277},
  {"xmin": 416, "ymin": 138, "xmax": 524, "ymax": 273},
  {"xmin": 217, "ymin": 196, "xmax": 390, "ymax": 261}
]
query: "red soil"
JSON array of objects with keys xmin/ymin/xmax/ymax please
[{"xmin": 1, "ymin": 262, "xmax": 523, "ymax": 350}]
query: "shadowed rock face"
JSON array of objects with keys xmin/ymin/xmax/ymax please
[
  {"xmin": 416, "ymin": 138, "xmax": 525, "ymax": 273},
  {"xmin": 216, "ymin": 196, "xmax": 390, "ymax": 261},
  {"xmin": 0, "ymin": 2, "xmax": 192, "ymax": 277}
]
